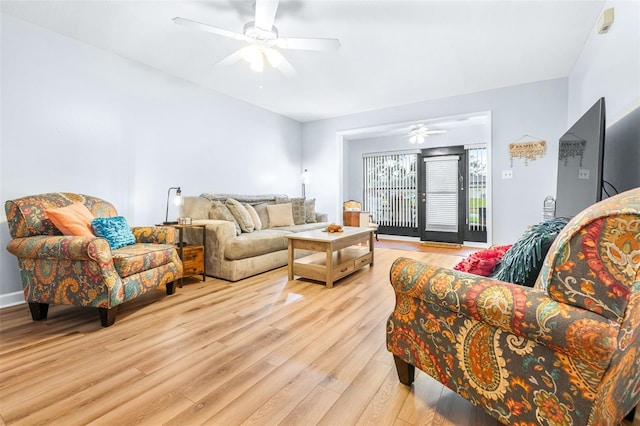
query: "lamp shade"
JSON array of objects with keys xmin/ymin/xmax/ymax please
[{"xmin": 301, "ymin": 169, "xmax": 311, "ymax": 185}]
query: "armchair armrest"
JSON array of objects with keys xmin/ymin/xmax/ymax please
[
  {"xmin": 390, "ymin": 257, "xmax": 619, "ymax": 368},
  {"xmin": 7, "ymin": 235, "xmax": 112, "ymax": 263},
  {"xmin": 316, "ymin": 213, "xmax": 328, "ymax": 222},
  {"xmin": 131, "ymin": 226, "xmax": 176, "ymax": 244}
]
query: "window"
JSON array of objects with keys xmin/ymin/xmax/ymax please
[{"xmin": 467, "ymin": 146, "xmax": 487, "ymax": 231}]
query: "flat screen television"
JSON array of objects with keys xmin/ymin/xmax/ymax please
[
  {"xmin": 602, "ymin": 105, "xmax": 640, "ymax": 196},
  {"xmin": 555, "ymin": 98, "xmax": 606, "ymax": 218}
]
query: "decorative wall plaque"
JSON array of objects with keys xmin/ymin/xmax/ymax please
[
  {"xmin": 509, "ymin": 140, "xmax": 546, "ymax": 166},
  {"xmin": 559, "ymin": 139, "xmax": 587, "ymax": 166}
]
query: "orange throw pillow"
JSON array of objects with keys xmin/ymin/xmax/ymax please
[{"xmin": 45, "ymin": 203, "xmax": 95, "ymax": 236}]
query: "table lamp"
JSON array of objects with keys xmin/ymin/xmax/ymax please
[{"xmin": 164, "ymin": 186, "xmax": 183, "ymax": 225}]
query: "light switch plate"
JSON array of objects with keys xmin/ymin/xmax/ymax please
[
  {"xmin": 502, "ymin": 169, "xmax": 513, "ymax": 179},
  {"xmin": 578, "ymin": 169, "xmax": 590, "ymax": 180}
]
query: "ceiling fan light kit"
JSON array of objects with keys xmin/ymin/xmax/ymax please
[{"xmin": 173, "ymin": 0, "xmax": 340, "ymax": 76}]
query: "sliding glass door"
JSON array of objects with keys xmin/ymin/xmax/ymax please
[
  {"xmin": 362, "ymin": 152, "xmax": 418, "ymax": 237},
  {"xmin": 362, "ymin": 145, "xmax": 487, "ymax": 243}
]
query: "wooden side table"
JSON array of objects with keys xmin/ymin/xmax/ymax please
[
  {"xmin": 172, "ymin": 224, "xmax": 206, "ymax": 285},
  {"xmin": 343, "ymin": 210, "xmax": 370, "ymax": 227}
]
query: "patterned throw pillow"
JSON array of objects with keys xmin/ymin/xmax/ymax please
[
  {"xmin": 209, "ymin": 200, "xmax": 241, "ymax": 236},
  {"xmin": 305, "ymin": 198, "xmax": 317, "ymax": 223},
  {"xmin": 91, "ymin": 216, "xmax": 136, "ymax": 250},
  {"xmin": 226, "ymin": 198, "xmax": 254, "ymax": 233},
  {"xmin": 267, "ymin": 203, "xmax": 295, "ymax": 227},
  {"xmin": 244, "ymin": 203, "xmax": 262, "ymax": 230}
]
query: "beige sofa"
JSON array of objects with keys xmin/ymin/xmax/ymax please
[{"xmin": 181, "ymin": 194, "xmax": 329, "ymax": 281}]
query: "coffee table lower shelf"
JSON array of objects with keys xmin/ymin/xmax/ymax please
[{"xmin": 291, "ymin": 246, "xmax": 372, "ymax": 287}]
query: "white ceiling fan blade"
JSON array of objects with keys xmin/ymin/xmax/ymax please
[
  {"xmin": 172, "ymin": 17, "xmax": 247, "ymax": 42},
  {"xmin": 425, "ymin": 130, "xmax": 447, "ymax": 135},
  {"xmin": 213, "ymin": 49, "xmax": 246, "ymax": 68},
  {"xmin": 255, "ymin": 0, "xmax": 279, "ymax": 31},
  {"xmin": 278, "ymin": 55, "xmax": 298, "ymax": 78},
  {"xmin": 275, "ymin": 37, "xmax": 341, "ymax": 51}
]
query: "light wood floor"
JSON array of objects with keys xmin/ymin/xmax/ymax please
[{"xmin": 0, "ymin": 244, "xmax": 636, "ymax": 425}]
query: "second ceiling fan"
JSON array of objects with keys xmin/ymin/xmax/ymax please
[{"xmin": 173, "ymin": 0, "xmax": 341, "ymax": 77}]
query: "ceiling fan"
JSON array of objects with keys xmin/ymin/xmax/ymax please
[
  {"xmin": 407, "ymin": 125, "xmax": 447, "ymax": 144},
  {"xmin": 173, "ymin": 0, "xmax": 341, "ymax": 77}
]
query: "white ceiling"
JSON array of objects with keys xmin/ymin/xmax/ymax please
[{"xmin": 1, "ymin": 0, "xmax": 606, "ymax": 122}]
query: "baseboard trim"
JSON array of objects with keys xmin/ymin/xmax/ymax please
[
  {"xmin": 0, "ymin": 291, "xmax": 25, "ymax": 309},
  {"xmin": 378, "ymin": 235, "xmax": 419, "ymax": 242}
]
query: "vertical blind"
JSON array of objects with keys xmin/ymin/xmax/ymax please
[
  {"xmin": 363, "ymin": 152, "xmax": 417, "ymax": 228},
  {"xmin": 424, "ymin": 156, "xmax": 459, "ymax": 232}
]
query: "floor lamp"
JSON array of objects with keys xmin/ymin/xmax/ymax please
[{"xmin": 301, "ymin": 169, "xmax": 311, "ymax": 197}]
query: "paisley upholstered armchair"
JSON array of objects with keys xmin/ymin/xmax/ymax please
[
  {"xmin": 5, "ymin": 193, "xmax": 183, "ymax": 326},
  {"xmin": 387, "ymin": 188, "xmax": 640, "ymax": 425}
]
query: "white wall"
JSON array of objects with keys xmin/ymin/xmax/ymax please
[
  {"xmin": 0, "ymin": 15, "xmax": 302, "ymax": 303},
  {"xmin": 568, "ymin": 0, "xmax": 640, "ymax": 123},
  {"xmin": 302, "ymin": 78, "xmax": 568, "ymax": 246}
]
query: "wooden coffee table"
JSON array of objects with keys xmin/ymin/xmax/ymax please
[{"xmin": 286, "ymin": 226, "xmax": 374, "ymax": 288}]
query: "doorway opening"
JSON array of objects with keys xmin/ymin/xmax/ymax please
[{"xmin": 340, "ymin": 111, "xmax": 492, "ymax": 246}]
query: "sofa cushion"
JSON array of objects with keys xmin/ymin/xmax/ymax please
[
  {"xmin": 253, "ymin": 203, "xmax": 271, "ymax": 228},
  {"xmin": 112, "ymin": 243, "xmax": 176, "ymax": 278},
  {"xmin": 226, "ymin": 198, "xmax": 254, "ymax": 233},
  {"xmin": 202, "ymin": 193, "xmax": 286, "ymax": 204},
  {"xmin": 244, "ymin": 203, "xmax": 262, "ymax": 230},
  {"xmin": 267, "ymin": 203, "xmax": 295, "ymax": 227},
  {"xmin": 210, "ymin": 200, "xmax": 241, "ymax": 235},
  {"xmin": 277, "ymin": 222, "xmax": 328, "ymax": 233},
  {"xmin": 225, "ymin": 230, "xmax": 291, "ymax": 260},
  {"xmin": 45, "ymin": 202, "xmax": 95, "ymax": 237},
  {"xmin": 305, "ymin": 198, "xmax": 317, "ymax": 223},
  {"xmin": 182, "ymin": 197, "xmax": 211, "ymax": 220},
  {"xmin": 91, "ymin": 216, "xmax": 136, "ymax": 250}
]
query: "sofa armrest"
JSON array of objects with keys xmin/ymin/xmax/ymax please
[
  {"xmin": 7, "ymin": 235, "xmax": 113, "ymax": 263},
  {"xmin": 389, "ymin": 257, "xmax": 618, "ymax": 368},
  {"xmin": 131, "ymin": 226, "xmax": 176, "ymax": 244},
  {"xmin": 184, "ymin": 219, "xmax": 236, "ymax": 253}
]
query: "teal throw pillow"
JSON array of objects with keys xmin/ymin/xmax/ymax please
[
  {"xmin": 91, "ymin": 216, "xmax": 136, "ymax": 250},
  {"xmin": 490, "ymin": 217, "xmax": 569, "ymax": 287}
]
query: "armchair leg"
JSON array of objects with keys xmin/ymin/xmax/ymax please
[
  {"xmin": 28, "ymin": 302, "xmax": 49, "ymax": 321},
  {"xmin": 394, "ymin": 355, "xmax": 415, "ymax": 386},
  {"xmin": 624, "ymin": 405, "xmax": 636, "ymax": 421},
  {"xmin": 99, "ymin": 307, "xmax": 117, "ymax": 327},
  {"xmin": 166, "ymin": 281, "xmax": 176, "ymax": 295}
]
